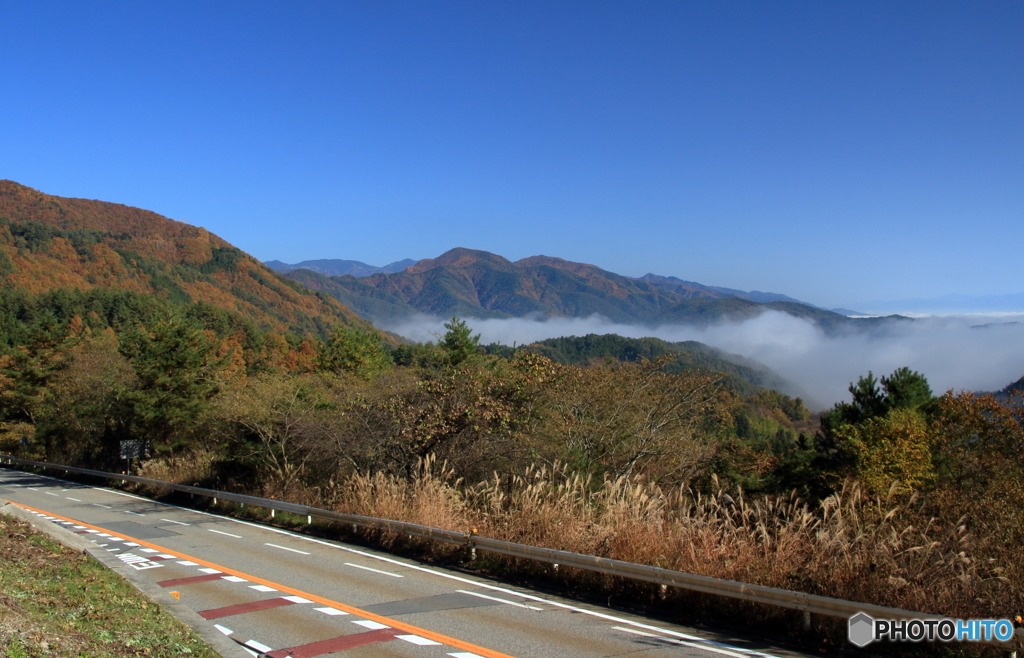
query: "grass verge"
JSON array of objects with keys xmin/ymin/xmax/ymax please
[{"xmin": 0, "ymin": 510, "xmax": 220, "ymax": 658}]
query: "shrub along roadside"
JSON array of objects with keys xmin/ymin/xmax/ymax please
[{"xmin": 0, "ymin": 511, "xmax": 220, "ymax": 658}]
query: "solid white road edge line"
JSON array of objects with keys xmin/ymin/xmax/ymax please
[{"xmin": 612, "ymin": 626, "xmax": 750, "ymax": 658}]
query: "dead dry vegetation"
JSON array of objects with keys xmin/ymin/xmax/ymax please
[{"xmin": 141, "ymin": 451, "xmax": 1019, "ymax": 651}]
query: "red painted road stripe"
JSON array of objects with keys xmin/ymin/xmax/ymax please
[
  {"xmin": 199, "ymin": 597, "xmax": 296, "ymax": 620},
  {"xmin": 266, "ymin": 629, "xmax": 399, "ymax": 658},
  {"xmin": 157, "ymin": 573, "xmax": 226, "ymax": 587}
]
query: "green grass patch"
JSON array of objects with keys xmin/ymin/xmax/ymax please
[{"xmin": 0, "ymin": 511, "xmax": 219, "ymax": 657}]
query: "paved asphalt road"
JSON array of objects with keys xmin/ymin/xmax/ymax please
[{"xmin": 0, "ymin": 468, "xmax": 822, "ymax": 658}]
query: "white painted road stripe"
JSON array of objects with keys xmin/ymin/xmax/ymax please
[
  {"xmin": 457, "ymin": 590, "xmax": 544, "ymax": 611},
  {"xmin": 92, "ymin": 503, "xmax": 111, "ymax": 508},
  {"xmin": 208, "ymin": 528, "xmax": 242, "ymax": 538},
  {"xmin": 613, "ymin": 626, "xmax": 750, "ymax": 658},
  {"xmin": 249, "ymin": 585, "xmax": 277, "ymax": 593},
  {"xmin": 221, "ymin": 576, "xmax": 247, "ymax": 583},
  {"xmin": 244, "ymin": 639, "xmax": 273, "ymax": 653},
  {"xmin": 265, "ymin": 542, "xmax": 309, "ymax": 555},
  {"xmin": 282, "ymin": 595, "xmax": 312, "ymax": 604},
  {"xmin": 398, "ymin": 634, "xmax": 442, "ymax": 646},
  {"xmin": 344, "ymin": 562, "xmax": 402, "ymax": 578},
  {"xmin": 314, "ymin": 607, "xmax": 348, "ymax": 616},
  {"xmin": 214, "ymin": 624, "xmax": 233, "ymax": 636},
  {"xmin": 124, "ymin": 510, "xmax": 145, "ymax": 516},
  {"xmin": 67, "ymin": 497, "xmax": 81, "ymax": 501},
  {"xmin": 160, "ymin": 518, "xmax": 189, "ymax": 525},
  {"xmin": 353, "ymin": 620, "xmax": 389, "ymax": 630}
]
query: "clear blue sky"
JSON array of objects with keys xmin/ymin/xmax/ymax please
[{"xmin": 2, "ymin": 2, "xmax": 1021, "ymax": 308}]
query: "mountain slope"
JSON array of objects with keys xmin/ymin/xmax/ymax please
[
  {"xmin": 0, "ymin": 180, "xmax": 367, "ymax": 337},
  {"xmin": 519, "ymin": 334, "xmax": 787, "ymax": 396},
  {"xmin": 637, "ymin": 273, "xmax": 812, "ymax": 305},
  {"xmin": 288, "ymin": 247, "xmax": 870, "ymax": 330}
]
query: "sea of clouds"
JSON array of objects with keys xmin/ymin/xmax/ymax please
[{"xmin": 385, "ymin": 311, "xmax": 1024, "ymax": 411}]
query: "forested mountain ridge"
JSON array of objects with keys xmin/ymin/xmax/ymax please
[
  {"xmin": 636, "ymin": 273, "xmax": 811, "ymax": 305},
  {"xmin": 512, "ymin": 333, "xmax": 788, "ymax": 396},
  {"xmin": 286, "ymin": 246, "xmax": 898, "ymax": 330},
  {"xmin": 0, "ymin": 180, "xmax": 369, "ymax": 337}
]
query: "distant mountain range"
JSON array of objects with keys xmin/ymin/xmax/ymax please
[
  {"xmin": 273, "ymin": 247, "xmax": 905, "ymax": 331},
  {"xmin": 852, "ymin": 293, "xmax": 1024, "ymax": 315},
  {"xmin": 265, "ymin": 258, "xmax": 418, "ymax": 278}
]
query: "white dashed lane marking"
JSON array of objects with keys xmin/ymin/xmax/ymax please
[
  {"xmin": 315, "ymin": 607, "xmax": 348, "ymax": 616},
  {"xmin": 92, "ymin": 503, "xmax": 111, "ymax": 508},
  {"xmin": 457, "ymin": 590, "xmax": 544, "ymax": 611},
  {"xmin": 353, "ymin": 620, "xmax": 390, "ymax": 630},
  {"xmin": 244, "ymin": 639, "xmax": 273, "ymax": 653},
  {"xmin": 160, "ymin": 518, "xmax": 189, "ymax": 525},
  {"xmin": 265, "ymin": 542, "xmax": 309, "ymax": 555},
  {"xmin": 398, "ymin": 634, "xmax": 442, "ymax": 646},
  {"xmin": 124, "ymin": 510, "xmax": 145, "ymax": 516},
  {"xmin": 208, "ymin": 528, "xmax": 242, "ymax": 538},
  {"xmin": 344, "ymin": 562, "xmax": 402, "ymax": 578},
  {"xmin": 67, "ymin": 497, "xmax": 81, "ymax": 501},
  {"xmin": 249, "ymin": 585, "xmax": 277, "ymax": 593},
  {"xmin": 282, "ymin": 596, "xmax": 312, "ymax": 604}
]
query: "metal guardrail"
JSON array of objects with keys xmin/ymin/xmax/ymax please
[{"xmin": 2, "ymin": 455, "xmax": 1020, "ymax": 650}]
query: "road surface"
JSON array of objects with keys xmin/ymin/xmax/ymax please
[{"xmin": 0, "ymin": 467, "xmax": 820, "ymax": 658}]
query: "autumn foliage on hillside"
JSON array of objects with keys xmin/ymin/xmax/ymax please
[{"xmin": 0, "ymin": 180, "xmax": 368, "ymax": 336}]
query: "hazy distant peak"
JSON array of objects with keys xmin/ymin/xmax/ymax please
[
  {"xmin": 380, "ymin": 258, "xmax": 418, "ymax": 273},
  {"xmin": 266, "ymin": 258, "xmax": 420, "ymax": 277}
]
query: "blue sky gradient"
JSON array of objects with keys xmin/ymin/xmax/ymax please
[{"xmin": 2, "ymin": 2, "xmax": 1021, "ymax": 308}]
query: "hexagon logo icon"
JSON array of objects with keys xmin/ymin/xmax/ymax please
[{"xmin": 848, "ymin": 612, "xmax": 875, "ymax": 647}]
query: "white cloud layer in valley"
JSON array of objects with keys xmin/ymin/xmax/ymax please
[{"xmin": 385, "ymin": 312, "xmax": 1024, "ymax": 411}]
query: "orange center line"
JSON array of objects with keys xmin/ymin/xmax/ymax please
[{"xmin": 8, "ymin": 500, "xmax": 518, "ymax": 658}]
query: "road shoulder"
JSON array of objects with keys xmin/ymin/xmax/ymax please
[{"xmin": 0, "ymin": 501, "xmax": 252, "ymax": 658}]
